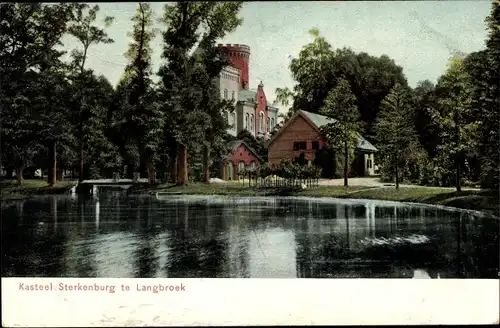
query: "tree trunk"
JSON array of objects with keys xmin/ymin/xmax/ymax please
[
  {"xmin": 344, "ymin": 140, "xmax": 349, "ymax": 187},
  {"xmin": 50, "ymin": 142, "xmax": 57, "ymax": 186},
  {"xmin": 79, "ymin": 148, "xmax": 84, "ymax": 182},
  {"xmin": 455, "ymin": 153, "xmax": 462, "ymax": 193},
  {"xmin": 168, "ymin": 146, "xmax": 178, "ymax": 184},
  {"xmin": 48, "ymin": 142, "xmax": 57, "ymax": 186},
  {"xmin": 203, "ymin": 144, "xmax": 210, "ymax": 184},
  {"xmin": 146, "ymin": 158, "xmax": 156, "ymax": 185},
  {"xmin": 177, "ymin": 143, "xmax": 188, "ymax": 186},
  {"xmin": 395, "ymin": 159, "xmax": 400, "ymax": 190},
  {"xmin": 15, "ymin": 166, "xmax": 24, "ymax": 185}
]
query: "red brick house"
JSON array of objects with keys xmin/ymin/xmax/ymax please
[
  {"xmin": 216, "ymin": 140, "xmax": 263, "ymax": 180},
  {"xmin": 267, "ymin": 110, "xmax": 378, "ymax": 177}
]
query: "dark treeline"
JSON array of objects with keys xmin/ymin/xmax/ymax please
[
  {"xmin": 2, "ymin": 2, "xmax": 498, "ymax": 192},
  {"xmin": 1, "ymin": 2, "xmax": 244, "ymax": 186},
  {"xmin": 273, "ymin": 2, "xmax": 499, "ymax": 191}
]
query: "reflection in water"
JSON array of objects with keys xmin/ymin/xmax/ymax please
[{"xmin": 1, "ymin": 194, "xmax": 499, "ymax": 278}]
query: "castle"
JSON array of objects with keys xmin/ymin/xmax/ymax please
[{"xmin": 215, "ymin": 44, "xmax": 279, "ymax": 139}]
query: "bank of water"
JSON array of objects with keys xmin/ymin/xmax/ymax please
[{"xmin": 2, "ymin": 193, "xmax": 498, "ymax": 278}]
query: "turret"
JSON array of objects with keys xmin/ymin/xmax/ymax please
[{"xmin": 217, "ymin": 43, "xmax": 251, "ymax": 90}]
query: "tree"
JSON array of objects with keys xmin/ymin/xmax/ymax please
[
  {"xmin": 78, "ymin": 73, "xmax": 122, "ymax": 179},
  {"xmin": 289, "ymin": 28, "xmax": 336, "ymax": 114},
  {"xmin": 157, "ymin": 2, "xmax": 243, "ymax": 186},
  {"xmin": 288, "ymin": 29, "xmax": 407, "ymax": 144},
  {"xmin": 67, "ymin": 4, "xmax": 114, "ymax": 181},
  {"xmin": 319, "ymin": 78, "xmax": 360, "ymax": 187},
  {"xmin": 272, "ymin": 87, "xmax": 296, "ymax": 132},
  {"xmin": 191, "ymin": 2, "xmax": 243, "ymax": 183},
  {"xmin": 0, "ymin": 3, "xmax": 75, "ymax": 185},
  {"xmin": 119, "ymin": 3, "xmax": 163, "ymax": 185},
  {"xmin": 480, "ymin": 0, "xmax": 500, "ymax": 189},
  {"xmin": 432, "ymin": 57, "xmax": 479, "ymax": 192},
  {"xmin": 412, "ymin": 80, "xmax": 440, "ymax": 158},
  {"xmin": 375, "ymin": 83, "xmax": 420, "ymax": 189}
]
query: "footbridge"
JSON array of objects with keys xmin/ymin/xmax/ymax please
[{"xmin": 75, "ymin": 178, "xmax": 149, "ymax": 195}]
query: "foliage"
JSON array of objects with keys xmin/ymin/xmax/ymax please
[
  {"xmin": 272, "ymin": 87, "xmax": 296, "ymax": 132},
  {"xmin": 157, "ymin": 2, "xmax": 243, "ymax": 185},
  {"xmin": 0, "ymin": 3, "xmax": 76, "ymax": 184},
  {"xmin": 479, "ymin": 0, "xmax": 500, "ymax": 189},
  {"xmin": 319, "ymin": 77, "xmax": 360, "ymax": 185},
  {"xmin": 289, "ymin": 29, "xmax": 407, "ymax": 143},
  {"xmin": 375, "ymin": 83, "xmax": 421, "ymax": 188},
  {"xmin": 431, "ymin": 56, "xmax": 479, "ymax": 191},
  {"xmin": 117, "ymin": 3, "xmax": 162, "ymax": 183},
  {"xmin": 67, "ymin": 3, "xmax": 115, "ymax": 181},
  {"xmin": 1, "ymin": 3, "xmax": 498, "ymax": 194}
]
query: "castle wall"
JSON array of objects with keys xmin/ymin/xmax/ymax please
[
  {"xmin": 218, "ymin": 44, "xmax": 250, "ymax": 90},
  {"xmin": 217, "ymin": 66, "xmax": 240, "ymax": 136}
]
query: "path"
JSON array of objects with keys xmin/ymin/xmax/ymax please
[{"xmin": 318, "ymin": 177, "xmax": 479, "ymax": 191}]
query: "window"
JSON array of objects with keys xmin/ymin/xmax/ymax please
[
  {"xmin": 231, "ymin": 91, "xmax": 235, "ymax": 101},
  {"xmin": 266, "ymin": 117, "xmax": 270, "ymax": 133},
  {"xmin": 271, "ymin": 118, "xmax": 275, "ymax": 129},
  {"xmin": 250, "ymin": 161, "xmax": 256, "ymax": 170},
  {"xmin": 230, "ymin": 113, "xmax": 236, "ymax": 128},
  {"xmin": 224, "ymin": 89, "xmax": 228, "ymax": 99},
  {"xmin": 238, "ymin": 161, "xmax": 245, "ymax": 172},
  {"xmin": 312, "ymin": 141, "xmax": 320, "ymax": 150},
  {"xmin": 259, "ymin": 112, "xmax": 264, "ymax": 133},
  {"xmin": 250, "ymin": 114, "xmax": 254, "ymax": 131},
  {"xmin": 245, "ymin": 113, "xmax": 249, "ymax": 130},
  {"xmin": 293, "ymin": 141, "xmax": 307, "ymax": 151},
  {"xmin": 224, "ymin": 111, "xmax": 229, "ymax": 124},
  {"xmin": 367, "ymin": 159, "xmax": 373, "ymax": 169}
]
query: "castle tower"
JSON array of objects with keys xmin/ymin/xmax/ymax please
[{"xmin": 217, "ymin": 43, "xmax": 250, "ymax": 90}]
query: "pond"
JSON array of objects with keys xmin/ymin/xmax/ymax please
[{"xmin": 2, "ymin": 193, "xmax": 499, "ymax": 278}]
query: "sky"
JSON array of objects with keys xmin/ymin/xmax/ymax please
[{"xmin": 60, "ymin": 1, "xmax": 492, "ymax": 112}]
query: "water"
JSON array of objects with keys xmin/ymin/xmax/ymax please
[{"xmin": 2, "ymin": 193, "xmax": 499, "ymax": 278}]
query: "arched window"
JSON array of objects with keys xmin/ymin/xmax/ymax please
[
  {"xmin": 224, "ymin": 111, "xmax": 229, "ymax": 124},
  {"xmin": 227, "ymin": 162, "xmax": 234, "ymax": 180},
  {"xmin": 230, "ymin": 112, "xmax": 236, "ymax": 128},
  {"xmin": 238, "ymin": 161, "xmax": 245, "ymax": 172},
  {"xmin": 231, "ymin": 91, "xmax": 235, "ymax": 101},
  {"xmin": 266, "ymin": 117, "xmax": 270, "ymax": 133},
  {"xmin": 224, "ymin": 89, "xmax": 228, "ymax": 99},
  {"xmin": 271, "ymin": 118, "xmax": 275, "ymax": 129},
  {"xmin": 259, "ymin": 112, "xmax": 264, "ymax": 133},
  {"xmin": 245, "ymin": 113, "xmax": 249, "ymax": 130},
  {"xmin": 250, "ymin": 114, "xmax": 254, "ymax": 132},
  {"xmin": 250, "ymin": 161, "xmax": 256, "ymax": 170}
]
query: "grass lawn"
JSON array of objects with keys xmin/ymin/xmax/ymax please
[
  {"xmin": 2, "ymin": 178, "xmax": 497, "ymax": 217},
  {"xmin": 1, "ymin": 179, "xmax": 77, "ymax": 200},
  {"xmin": 145, "ymin": 183, "xmax": 374, "ymax": 197},
  {"xmin": 142, "ymin": 183, "xmax": 499, "ymax": 217}
]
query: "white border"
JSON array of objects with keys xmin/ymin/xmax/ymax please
[{"xmin": 2, "ymin": 278, "xmax": 499, "ymax": 326}]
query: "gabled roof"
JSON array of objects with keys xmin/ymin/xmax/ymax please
[
  {"xmin": 226, "ymin": 139, "xmax": 263, "ymax": 162},
  {"xmin": 267, "ymin": 110, "xmax": 377, "ymax": 152}
]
